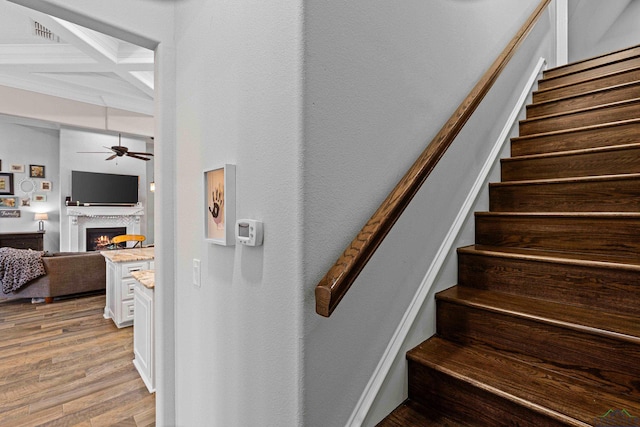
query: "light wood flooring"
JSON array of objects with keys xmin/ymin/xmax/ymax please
[{"xmin": 0, "ymin": 293, "xmax": 155, "ymax": 426}]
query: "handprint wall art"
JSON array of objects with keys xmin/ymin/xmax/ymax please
[{"xmin": 204, "ymin": 164, "xmax": 236, "ymax": 246}]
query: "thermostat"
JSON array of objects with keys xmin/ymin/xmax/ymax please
[{"xmin": 236, "ymin": 219, "xmax": 263, "ymax": 246}]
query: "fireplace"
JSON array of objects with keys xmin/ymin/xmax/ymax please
[
  {"xmin": 66, "ymin": 206, "xmax": 144, "ymax": 252},
  {"xmin": 86, "ymin": 227, "xmax": 127, "ymax": 251}
]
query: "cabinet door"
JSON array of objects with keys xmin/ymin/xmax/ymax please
[{"xmin": 133, "ymin": 285, "xmax": 153, "ymax": 380}]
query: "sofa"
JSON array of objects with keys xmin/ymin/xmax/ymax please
[{"xmin": 0, "ymin": 251, "xmax": 106, "ymax": 303}]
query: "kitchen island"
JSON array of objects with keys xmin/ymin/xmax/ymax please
[
  {"xmin": 131, "ymin": 269, "xmax": 155, "ymax": 393},
  {"xmin": 100, "ymin": 247, "xmax": 154, "ymax": 328}
]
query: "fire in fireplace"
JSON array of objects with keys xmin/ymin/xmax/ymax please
[{"xmin": 86, "ymin": 227, "xmax": 127, "ymax": 251}]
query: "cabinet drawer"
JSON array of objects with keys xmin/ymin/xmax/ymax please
[
  {"xmin": 122, "ymin": 300, "xmax": 135, "ymax": 321},
  {"xmin": 122, "ymin": 262, "xmax": 148, "ymax": 278},
  {"xmin": 121, "ymin": 279, "xmax": 137, "ymax": 300}
]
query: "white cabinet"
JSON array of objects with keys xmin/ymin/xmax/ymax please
[
  {"xmin": 133, "ymin": 281, "xmax": 155, "ymax": 393},
  {"xmin": 104, "ymin": 257, "xmax": 151, "ymax": 328}
]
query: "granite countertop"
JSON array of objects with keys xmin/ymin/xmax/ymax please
[
  {"xmin": 131, "ymin": 270, "xmax": 155, "ymax": 289},
  {"xmin": 100, "ymin": 247, "xmax": 155, "ymax": 262}
]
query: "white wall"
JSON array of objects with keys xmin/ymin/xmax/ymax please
[
  {"xmin": 0, "ymin": 121, "xmax": 60, "ymax": 252},
  {"xmin": 302, "ymin": 1, "xmax": 549, "ymax": 425},
  {"xmin": 58, "ymin": 128, "xmax": 150, "ymax": 251},
  {"xmin": 173, "ymin": 0, "xmax": 304, "ymax": 425},
  {"xmin": 569, "ymin": 0, "xmax": 640, "ymax": 62}
]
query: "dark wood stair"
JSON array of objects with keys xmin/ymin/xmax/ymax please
[{"xmin": 378, "ymin": 44, "xmax": 640, "ymax": 426}]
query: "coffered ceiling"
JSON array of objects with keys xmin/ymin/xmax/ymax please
[{"xmin": 0, "ymin": 1, "xmax": 154, "ymax": 116}]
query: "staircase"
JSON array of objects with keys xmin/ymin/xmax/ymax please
[{"xmin": 378, "ymin": 45, "xmax": 640, "ymax": 426}]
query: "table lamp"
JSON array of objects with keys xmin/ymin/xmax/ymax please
[{"xmin": 35, "ymin": 213, "xmax": 48, "ymax": 231}]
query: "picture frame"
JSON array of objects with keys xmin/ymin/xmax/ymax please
[
  {"xmin": 204, "ymin": 164, "xmax": 236, "ymax": 246},
  {"xmin": 40, "ymin": 181, "xmax": 52, "ymax": 191},
  {"xmin": 29, "ymin": 164, "xmax": 45, "ymax": 178},
  {"xmin": 0, "ymin": 210, "xmax": 20, "ymax": 218},
  {"xmin": 10, "ymin": 164, "xmax": 24, "ymax": 173},
  {"xmin": 0, "ymin": 196, "xmax": 19, "ymax": 209},
  {"xmin": 0, "ymin": 173, "xmax": 14, "ymax": 195},
  {"xmin": 33, "ymin": 194, "xmax": 47, "ymax": 202}
]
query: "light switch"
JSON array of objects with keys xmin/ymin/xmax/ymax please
[{"xmin": 193, "ymin": 259, "xmax": 201, "ymax": 287}]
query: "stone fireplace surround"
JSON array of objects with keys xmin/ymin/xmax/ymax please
[{"xmin": 66, "ymin": 206, "xmax": 144, "ymax": 252}]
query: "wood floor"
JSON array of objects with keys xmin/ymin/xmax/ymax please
[{"xmin": 0, "ymin": 293, "xmax": 155, "ymax": 426}]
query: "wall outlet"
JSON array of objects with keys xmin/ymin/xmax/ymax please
[{"xmin": 192, "ymin": 259, "xmax": 201, "ymax": 287}]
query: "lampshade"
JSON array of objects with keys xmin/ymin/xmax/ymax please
[
  {"xmin": 34, "ymin": 213, "xmax": 48, "ymax": 221},
  {"xmin": 150, "ymin": 181, "xmax": 155, "ymax": 192}
]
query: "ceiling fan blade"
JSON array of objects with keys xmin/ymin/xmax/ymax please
[
  {"xmin": 127, "ymin": 153, "xmax": 151, "ymax": 161},
  {"xmin": 127, "ymin": 151, "xmax": 154, "ymax": 156},
  {"xmin": 105, "ymin": 154, "xmax": 118, "ymax": 160}
]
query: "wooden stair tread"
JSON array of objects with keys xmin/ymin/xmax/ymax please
[
  {"xmin": 458, "ymin": 244, "xmax": 640, "ymax": 270},
  {"xmin": 476, "ymin": 211, "xmax": 640, "ymax": 219},
  {"xmin": 377, "ymin": 401, "xmax": 477, "ymax": 427},
  {"xmin": 436, "ymin": 286, "xmax": 640, "ymax": 344},
  {"xmin": 519, "ymin": 97, "xmax": 640, "ymax": 126},
  {"xmin": 407, "ymin": 337, "xmax": 640, "ymax": 426},
  {"xmin": 543, "ymin": 44, "xmax": 640, "ymax": 79},
  {"xmin": 505, "ymin": 140, "xmax": 640, "ymax": 162},
  {"xmin": 490, "ymin": 172, "xmax": 640, "ymax": 187},
  {"xmin": 512, "ymin": 117, "xmax": 640, "ymax": 143},
  {"xmin": 535, "ymin": 68, "xmax": 640, "ymax": 103},
  {"xmin": 538, "ymin": 56, "xmax": 640, "ymax": 91},
  {"xmin": 526, "ymin": 80, "xmax": 640, "ymax": 119}
]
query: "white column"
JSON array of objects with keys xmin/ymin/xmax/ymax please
[{"xmin": 555, "ymin": 0, "xmax": 569, "ymax": 66}]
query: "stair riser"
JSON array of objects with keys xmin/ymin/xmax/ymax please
[
  {"xmin": 543, "ymin": 46, "xmax": 640, "ymax": 80},
  {"xmin": 527, "ymin": 83, "xmax": 640, "ymax": 118},
  {"xmin": 458, "ymin": 251, "xmax": 640, "ymax": 316},
  {"xmin": 538, "ymin": 57, "xmax": 640, "ymax": 91},
  {"xmin": 436, "ymin": 301, "xmax": 640, "ymax": 397},
  {"xmin": 489, "ymin": 178, "xmax": 640, "ymax": 212},
  {"xmin": 519, "ymin": 102, "xmax": 640, "ymax": 136},
  {"xmin": 511, "ymin": 121, "xmax": 640, "ymax": 156},
  {"xmin": 407, "ymin": 361, "xmax": 567, "ymax": 427},
  {"xmin": 534, "ymin": 68, "xmax": 640, "ymax": 103},
  {"xmin": 475, "ymin": 215, "xmax": 640, "ymax": 259},
  {"xmin": 501, "ymin": 146, "xmax": 640, "ymax": 181}
]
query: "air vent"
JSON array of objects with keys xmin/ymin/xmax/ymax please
[{"xmin": 33, "ymin": 21, "xmax": 59, "ymax": 42}]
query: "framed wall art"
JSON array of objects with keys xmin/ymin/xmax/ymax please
[
  {"xmin": 10, "ymin": 164, "xmax": 24, "ymax": 173},
  {"xmin": 0, "ymin": 173, "xmax": 14, "ymax": 195},
  {"xmin": 204, "ymin": 164, "xmax": 236, "ymax": 246},
  {"xmin": 29, "ymin": 164, "xmax": 45, "ymax": 178},
  {"xmin": 0, "ymin": 196, "xmax": 19, "ymax": 208},
  {"xmin": 40, "ymin": 181, "xmax": 52, "ymax": 191},
  {"xmin": 33, "ymin": 194, "xmax": 47, "ymax": 202}
]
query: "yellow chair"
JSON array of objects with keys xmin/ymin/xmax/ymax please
[{"xmin": 111, "ymin": 234, "xmax": 145, "ymax": 249}]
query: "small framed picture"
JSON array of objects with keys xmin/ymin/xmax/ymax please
[
  {"xmin": 0, "ymin": 210, "xmax": 20, "ymax": 218},
  {"xmin": 29, "ymin": 164, "xmax": 45, "ymax": 178},
  {"xmin": 20, "ymin": 197, "xmax": 30, "ymax": 207},
  {"xmin": 10, "ymin": 164, "xmax": 24, "ymax": 173},
  {"xmin": 33, "ymin": 194, "xmax": 47, "ymax": 202},
  {"xmin": 204, "ymin": 164, "xmax": 236, "ymax": 246},
  {"xmin": 0, "ymin": 196, "xmax": 18, "ymax": 208},
  {"xmin": 40, "ymin": 181, "xmax": 52, "ymax": 191},
  {"xmin": 0, "ymin": 173, "xmax": 14, "ymax": 195}
]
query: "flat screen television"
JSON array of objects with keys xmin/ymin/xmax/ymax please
[{"xmin": 71, "ymin": 171, "xmax": 139, "ymax": 205}]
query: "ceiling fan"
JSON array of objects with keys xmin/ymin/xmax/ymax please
[{"xmin": 78, "ymin": 134, "xmax": 154, "ymax": 161}]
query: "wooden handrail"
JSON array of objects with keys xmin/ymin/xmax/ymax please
[{"xmin": 315, "ymin": 0, "xmax": 552, "ymax": 317}]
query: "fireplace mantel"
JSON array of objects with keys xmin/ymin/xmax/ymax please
[{"xmin": 66, "ymin": 205, "xmax": 144, "ymax": 252}]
